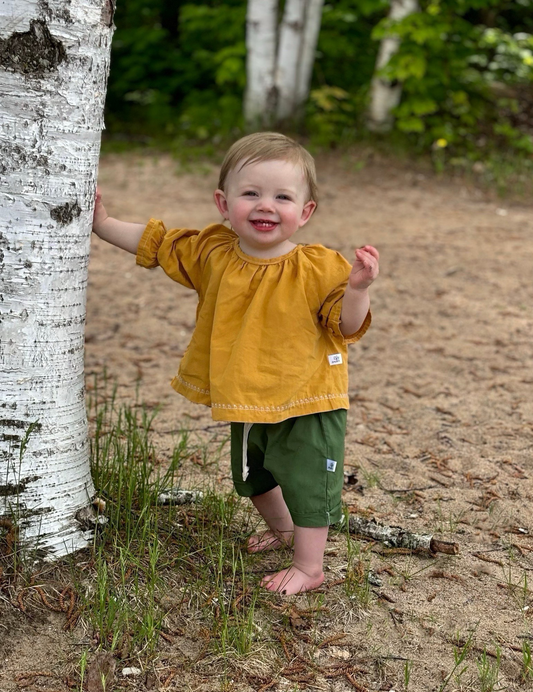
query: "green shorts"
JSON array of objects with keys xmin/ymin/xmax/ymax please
[{"xmin": 230, "ymin": 410, "xmax": 347, "ymax": 528}]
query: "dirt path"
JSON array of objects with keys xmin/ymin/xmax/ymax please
[{"xmin": 2, "ymin": 152, "xmax": 533, "ymax": 691}]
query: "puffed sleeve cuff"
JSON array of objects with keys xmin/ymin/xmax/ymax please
[
  {"xmin": 325, "ymin": 299, "xmax": 372, "ymax": 344},
  {"xmin": 136, "ymin": 218, "xmax": 167, "ymax": 269}
]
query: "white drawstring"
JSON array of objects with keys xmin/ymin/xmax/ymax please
[{"xmin": 242, "ymin": 423, "xmax": 253, "ymax": 481}]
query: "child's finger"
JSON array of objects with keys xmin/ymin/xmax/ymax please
[
  {"xmin": 358, "ymin": 245, "xmax": 379, "ymax": 261},
  {"xmin": 355, "ymin": 248, "xmax": 377, "ymax": 267},
  {"xmin": 354, "ymin": 250, "xmax": 379, "ymax": 276}
]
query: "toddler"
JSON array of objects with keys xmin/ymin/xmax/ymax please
[{"xmin": 92, "ymin": 132, "xmax": 379, "ymax": 595}]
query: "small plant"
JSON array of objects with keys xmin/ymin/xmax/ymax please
[
  {"xmin": 403, "ymin": 658, "xmax": 412, "ymax": 690},
  {"xmin": 438, "ymin": 628, "xmax": 476, "ymax": 692},
  {"xmin": 78, "ymin": 648, "xmax": 89, "ymax": 692},
  {"xmin": 522, "ymin": 641, "xmax": 533, "ymax": 681},
  {"xmin": 432, "ymin": 500, "xmax": 465, "ymax": 534},
  {"xmin": 476, "ymin": 646, "xmax": 501, "ymax": 692},
  {"xmin": 501, "ymin": 564, "xmax": 530, "ymax": 612},
  {"xmin": 343, "ymin": 536, "xmax": 372, "ymax": 606},
  {"xmin": 359, "ymin": 463, "xmax": 381, "ymax": 489}
]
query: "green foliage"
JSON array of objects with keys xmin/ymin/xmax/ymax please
[
  {"xmin": 105, "ymin": 0, "xmax": 246, "ymax": 140},
  {"xmin": 104, "ymin": 0, "xmax": 533, "ymax": 166},
  {"xmin": 369, "ymin": 0, "xmax": 533, "ymax": 158}
]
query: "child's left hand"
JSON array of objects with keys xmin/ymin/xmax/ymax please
[{"xmin": 348, "ymin": 245, "xmax": 379, "ymax": 291}]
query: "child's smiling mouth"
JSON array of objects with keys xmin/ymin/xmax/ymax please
[{"xmin": 250, "ymin": 219, "xmax": 278, "ymax": 232}]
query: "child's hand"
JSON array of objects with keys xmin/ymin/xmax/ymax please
[
  {"xmin": 92, "ymin": 187, "xmax": 109, "ymax": 236},
  {"xmin": 348, "ymin": 245, "xmax": 379, "ymax": 291}
]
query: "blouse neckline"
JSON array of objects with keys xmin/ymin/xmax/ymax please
[{"xmin": 233, "ymin": 239, "xmax": 303, "ymax": 265}]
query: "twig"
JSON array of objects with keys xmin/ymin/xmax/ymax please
[
  {"xmin": 473, "ymin": 552, "xmax": 503, "ymax": 566},
  {"xmin": 348, "ymin": 516, "xmax": 459, "ymax": 555},
  {"xmin": 382, "ymin": 485, "xmax": 438, "ymax": 493},
  {"xmin": 317, "ymin": 633, "xmax": 348, "ymax": 648}
]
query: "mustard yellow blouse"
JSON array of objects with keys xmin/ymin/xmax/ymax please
[{"xmin": 136, "ymin": 219, "xmax": 371, "ymax": 423}]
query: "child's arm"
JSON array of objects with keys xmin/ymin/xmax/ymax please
[
  {"xmin": 340, "ymin": 245, "xmax": 379, "ymax": 337},
  {"xmin": 92, "ymin": 188, "xmax": 146, "ymax": 254}
]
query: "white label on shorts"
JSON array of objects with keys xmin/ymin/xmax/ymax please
[
  {"xmin": 328, "ymin": 353, "xmax": 343, "ymax": 366},
  {"xmin": 326, "ymin": 459, "xmax": 337, "ymax": 472}
]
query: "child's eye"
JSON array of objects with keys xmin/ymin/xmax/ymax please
[
  {"xmin": 277, "ymin": 194, "xmax": 292, "ymax": 201},
  {"xmin": 243, "ymin": 190, "xmax": 258, "ymax": 197}
]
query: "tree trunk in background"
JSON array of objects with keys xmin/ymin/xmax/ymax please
[
  {"xmin": 367, "ymin": 0, "xmax": 419, "ymax": 132},
  {"xmin": 0, "ymin": 0, "xmax": 114, "ymax": 559},
  {"xmin": 244, "ymin": 0, "xmax": 278, "ymax": 128},
  {"xmin": 244, "ymin": 0, "xmax": 324, "ymax": 129},
  {"xmin": 294, "ymin": 0, "xmax": 324, "ymax": 116},
  {"xmin": 275, "ymin": 0, "xmax": 306, "ymax": 122}
]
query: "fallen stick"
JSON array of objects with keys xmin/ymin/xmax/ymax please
[
  {"xmin": 157, "ymin": 488, "xmax": 204, "ymax": 505},
  {"xmin": 347, "ymin": 516, "xmax": 459, "ymax": 555}
]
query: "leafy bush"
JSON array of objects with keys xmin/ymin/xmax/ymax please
[{"xmin": 104, "ymin": 0, "xmax": 533, "ymax": 165}]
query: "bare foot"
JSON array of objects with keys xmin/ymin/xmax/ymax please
[
  {"xmin": 246, "ymin": 530, "xmax": 293, "ymax": 553},
  {"xmin": 261, "ymin": 566, "xmax": 324, "ymax": 595}
]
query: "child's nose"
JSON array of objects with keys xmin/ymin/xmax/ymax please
[{"xmin": 257, "ymin": 197, "xmax": 275, "ymax": 212}]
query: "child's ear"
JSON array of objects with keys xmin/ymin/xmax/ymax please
[
  {"xmin": 298, "ymin": 200, "xmax": 317, "ymax": 227},
  {"xmin": 213, "ymin": 189, "xmax": 229, "ymax": 219}
]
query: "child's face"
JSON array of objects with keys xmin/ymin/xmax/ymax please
[{"xmin": 213, "ymin": 159, "xmax": 316, "ymax": 258}]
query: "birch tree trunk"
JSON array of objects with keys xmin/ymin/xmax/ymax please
[
  {"xmin": 244, "ymin": 0, "xmax": 278, "ymax": 128},
  {"xmin": 244, "ymin": 0, "xmax": 324, "ymax": 129},
  {"xmin": 367, "ymin": 0, "xmax": 419, "ymax": 132},
  {"xmin": 275, "ymin": 0, "xmax": 306, "ymax": 122},
  {"xmin": 294, "ymin": 0, "xmax": 324, "ymax": 115},
  {"xmin": 0, "ymin": 0, "xmax": 114, "ymax": 559}
]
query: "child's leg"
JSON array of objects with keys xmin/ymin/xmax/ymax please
[
  {"xmin": 261, "ymin": 524, "xmax": 328, "ymax": 594},
  {"xmin": 247, "ymin": 486, "xmax": 294, "ymax": 552}
]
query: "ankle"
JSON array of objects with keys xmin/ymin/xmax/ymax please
[{"xmin": 292, "ymin": 559, "xmax": 324, "ymax": 579}]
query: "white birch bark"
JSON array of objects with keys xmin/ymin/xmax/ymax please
[
  {"xmin": 0, "ymin": 0, "xmax": 114, "ymax": 558},
  {"xmin": 244, "ymin": 0, "xmax": 278, "ymax": 128},
  {"xmin": 275, "ymin": 0, "xmax": 306, "ymax": 122},
  {"xmin": 368, "ymin": 0, "xmax": 419, "ymax": 132},
  {"xmin": 294, "ymin": 0, "xmax": 324, "ymax": 113},
  {"xmin": 244, "ymin": 0, "xmax": 324, "ymax": 128}
]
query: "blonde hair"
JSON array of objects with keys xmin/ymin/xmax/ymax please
[{"xmin": 218, "ymin": 132, "xmax": 318, "ymax": 203}]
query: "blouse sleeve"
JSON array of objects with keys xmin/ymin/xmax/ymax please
[
  {"xmin": 319, "ymin": 288, "xmax": 372, "ymax": 344},
  {"xmin": 136, "ymin": 219, "xmax": 235, "ymax": 291},
  {"xmin": 314, "ymin": 248, "xmax": 372, "ymax": 344}
]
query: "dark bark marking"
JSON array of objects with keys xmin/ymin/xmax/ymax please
[
  {"xmin": 0, "ymin": 476, "xmax": 40, "ymax": 497},
  {"xmin": 102, "ymin": 0, "xmax": 116, "ymax": 28},
  {"xmin": 50, "ymin": 200, "xmax": 81, "ymax": 225},
  {"xmin": 0, "ymin": 19, "xmax": 66, "ymax": 77},
  {"xmin": 39, "ymin": 0, "xmax": 73, "ymax": 25}
]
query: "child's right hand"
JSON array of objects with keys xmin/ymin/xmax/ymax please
[
  {"xmin": 92, "ymin": 187, "xmax": 109, "ymax": 237},
  {"xmin": 90, "ymin": 187, "xmax": 146, "ymax": 254}
]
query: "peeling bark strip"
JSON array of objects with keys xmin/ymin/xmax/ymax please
[
  {"xmin": 0, "ymin": 19, "xmax": 66, "ymax": 76},
  {"xmin": 102, "ymin": 0, "xmax": 117, "ymax": 28},
  {"xmin": 348, "ymin": 516, "xmax": 459, "ymax": 555}
]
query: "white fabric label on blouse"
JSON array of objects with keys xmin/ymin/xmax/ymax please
[
  {"xmin": 326, "ymin": 459, "xmax": 337, "ymax": 472},
  {"xmin": 328, "ymin": 353, "xmax": 343, "ymax": 366}
]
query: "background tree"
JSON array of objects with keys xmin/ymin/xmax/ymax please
[
  {"xmin": 0, "ymin": 0, "xmax": 114, "ymax": 558},
  {"xmin": 244, "ymin": 0, "xmax": 325, "ymax": 128},
  {"xmin": 367, "ymin": 0, "xmax": 420, "ymax": 132}
]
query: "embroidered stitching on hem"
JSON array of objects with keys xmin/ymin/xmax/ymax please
[
  {"xmin": 176, "ymin": 375, "xmax": 210, "ymax": 395},
  {"xmin": 211, "ymin": 393, "xmax": 348, "ymax": 413}
]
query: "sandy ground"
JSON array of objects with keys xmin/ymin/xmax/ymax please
[{"xmin": 2, "ymin": 151, "xmax": 533, "ymax": 691}]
